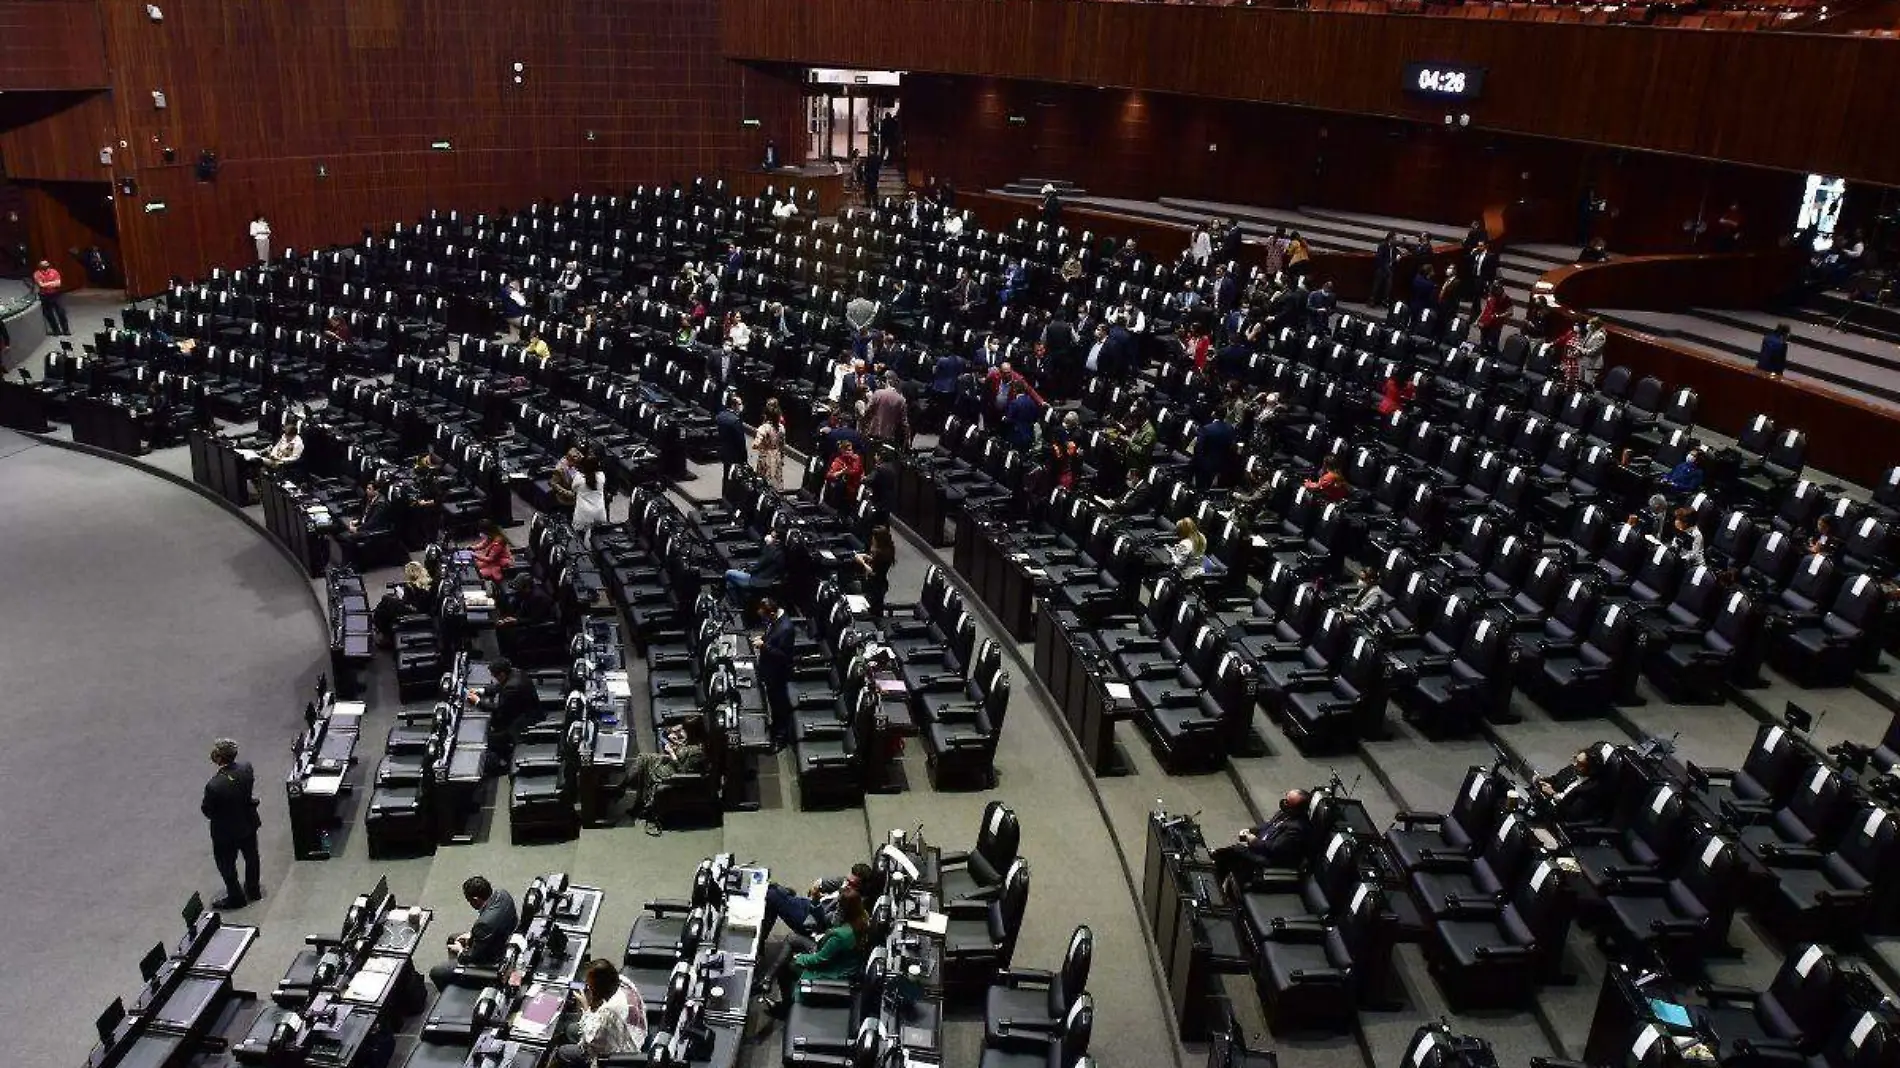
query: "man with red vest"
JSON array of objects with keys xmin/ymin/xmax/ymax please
[{"xmin": 33, "ymin": 259, "xmax": 70, "ymax": 336}]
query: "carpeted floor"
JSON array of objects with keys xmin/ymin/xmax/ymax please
[
  {"xmin": 9, "ymin": 294, "xmax": 1899, "ymax": 1068},
  {"xmin": 0, "ymin": 427, "xmax": 331, "ymax": 1068}
]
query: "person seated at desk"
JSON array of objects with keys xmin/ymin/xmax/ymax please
[
  {"xmin": 758, "ymin": 888, "xmax": 871, "ymax": 1019},
  {"xmin": 1662, "ymin": 449, "xmax": 1707, "ymax": 496},
  {"xmin": 258, "ymin": 420, "xmax": 304, "ymax": 479},
  {"xmin": 725, "ymin": 530, "xmax": 788, "ymax": 599},
  {"xmin": 466, "ymin": 658, "xmax": 539, "ymax": 764},
  {"xmin": 1169, "ymin": 517, "xmax": 1207, "ymax": 581},
  {"xmin": 1340, "ymin": 564, "xmax": 1390, "ymax": 620},
  {"xmin": 373, "ymin": 561, "xmax": 436, "ymax": 645},
  {"xmin": 1536, "ymin": 748, "xmax": 1613, "ymax": 827},
  {"xmin": 627, "ymin": 720, "xmax": 708, "ymax": 819},
  {"xmin": 524, "ymin": 329, "xmax": 553, "ymax": 366},
  {"xmin": 1303, "ymin": 453, "xmax": 1350, "ymax": 503},
  {"xmin": 411, "ymin": 449, "xmax": 446, "ymax": 508},
  {"xmin": 335, "ymin": 480, "xmax": 394, "ymax": 566},
  {"xmin": 556, "ymin": 960, "xmax": 646, "ymax": 1067},
  {"xmin": 470, "ymin": 521, "xmax": 514, "ymax": 588},
  {"xmin": 1213, "ymin": 790, "xmax": 1313, "ymax": 893},
  {"xmin": 1670, "ymin": 508, "xmax": 1706, "ymax": 567},
  {"xmin": 758, "ymin": 863, "xmax": 885, "ymax": 952},
  {"xmin": 497, "ymin": 573, "xmax": 557, "ymax": 629},
  {"xmin": 323, "ymin": 315, "xmax": 352, "ymax": 345},
  {"xmin": 429, "ymin": 875, "xmax": 518, "ymax": 991},
  {"xmin": 1103, "ymin": 468, "xmax": 1157, "ymax": 516},
  {"xmin": 1809, "ymin": 514, "xmax": 1838, "ymax": 557}
]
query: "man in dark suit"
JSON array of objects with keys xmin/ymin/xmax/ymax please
[
  {"xmin": 726, "ymin": 531, "xmax": 787, "ymax": 598},
  {"xmin": 466, "ymin": 659, "xmax": 539, "ymax": 764},
  {"xmin": 754, "ymin": 598, "xmax": 799, "ymax": 747},
  {"xmin": 1102, "ymin": 468, "xmax": 1157, "ymax": 515},
  {"xmin": 1214, "ymin": 790, "xmax": 1314, "ymax": 892},
  {"xmin": 430, "ymin": 876, "xmax": 519, "ymax": 990},
  {"xmin": 336, "ymin": 480, "xmax": 394, "ymax": 566},
  {"xmin": 1191, "ymin": 411, "xmax": 1235, "ymax": 489},
  {"xmin": 203, "ymin": 738, "xmax": 263, "ymax": 909},
  {"xmin": 1219, "ymin": 217, "xmax": 1244, "ymax": 263},
  {"xmin": 1468, "ymin": 242, "xmax": 1499, "ymax": 315},
  {"xmin": 715, "ymin": 394, "xmax": 749, "ymax": 469}
]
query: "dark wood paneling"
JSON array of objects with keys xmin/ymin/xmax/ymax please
[
  {"xmin": 0, "ymin": 0, "xmax": 108, "ymax": 91},
  {"xmin": 0, "ymin": 91, "xmax": 120, "ymax": 182},
  {"xmin": 723, "ymin": 0, "xmax": 1900, "ymax": 187},
  {"xmin": 1542, "ymin": 250, "xmax": 1807, "ymax": 312},
  {"xmin": 1593, "ymin": 324, "xmax": 1897, "ymax": 486},
  {"xmin": 724, "ymin": 169, "xmax": 848, "ymax": 219},
  {"xmin": 95, "ymin": 0, "xmax": 802, "ymax": 294},
  {"xmin": 15, "ymin": 180, "xmax": 121, "ymax": 292},
  {"xmin": 900, "ymin": 76, "xmax": 1808, "ymax": 255}
]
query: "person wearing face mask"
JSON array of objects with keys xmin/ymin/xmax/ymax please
[
  {"xmin": 725, "ymin": 530, "xmax": 787, "ymax": 598},
  {"xmin": 1213, "ymin": 789, "xmax": 1313, "ymax": 891}
]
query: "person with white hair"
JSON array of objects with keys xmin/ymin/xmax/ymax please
[
  {"xmin": 1041, "ymin": 184, "xmax": 1062, "ymax": 229},
  {"xmin": 203, "ymin": 738, "xmax": 263, "ymax": 909}
]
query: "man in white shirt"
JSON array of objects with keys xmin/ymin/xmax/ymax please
[
  {"xmin": 556, "ymin": 961, "xmax": 645, "ymax": 1066},
  {"xmin": 942, "ymin": 213, "xmax": 966, "ymax": 238},
  {"xmin": 250, "ymin": 215, "xmax": 272, "ymax": 264},
  {"xmin": 772, "ymin": 199, "xmax": 798, "ymax": 220},
  {"xmin": 262, "ymin": 421, "xmax": 303, "ymax": 470},
  {"xmin": 550, "ymin": 261, "xmax": 582, "ymax": 315}
]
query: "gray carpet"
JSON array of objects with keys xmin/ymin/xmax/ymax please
[
  {"xmin": 0, "ymin": 429, "xmax": 330, "ymax": 1068},
  {"xmin": 10, "ymin": 291, "xmax": 1896, "ymax": 1068}
]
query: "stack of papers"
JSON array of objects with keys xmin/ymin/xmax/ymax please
[
  {"xmin": 602, "ymin": 671, "xmax": 632, "ymax": 699},
  {"xmin": 1104, "ymin": 681, "xmax": 1134, "ymax": 702}
]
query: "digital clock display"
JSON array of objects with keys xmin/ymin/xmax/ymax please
[{"xmin": 1404, "ymin": 62, "xmax": 1486, "ymax": 101}]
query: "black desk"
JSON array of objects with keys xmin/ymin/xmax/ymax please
[
  {"xmin": 1035, "ymin": 610, "xmax": 1130, "ymax": 777},
  {"xmin": 69, "ymin": 394, "xmax": 149, "ymax": 455},
  {"xmin": 288, "ymin": 702, "xmax": 364, "ymax": 860},
  {"xmin": 1583, "ymin": 964, "xmax": 1718, "ymax": 1068},
  {"xmin": 0, "ymin": 378, "xmax": 51, "ymax": 432}
]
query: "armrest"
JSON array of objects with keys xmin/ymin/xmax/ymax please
[
  {"xmin": 1392, "ymin": 810, "xmax": 1447, "ymax": 829},
  {"xmin": 1537, "ymin": 639, "xmax": 1581, "ymax": 657},
  {"xmin": 644, "ymin": 899, "xmax": 696, "ymax": 916},
  {"xmin": 1760, "ymin": 845, "xmax": 1826, "ymax": 868},
  {"xmin": 1472, "ymin": 944, "xmax": 1536, "ymax": 962},
  {"xmin": 997, "ymin": 968, "xmax": 1055, "ymax": 989},
  {"xmin": 937, "ymin": 850, "xmax": 970, "ymax": 867},
  {"xmin": 1611, "ymin": 875, "xmax": 1670, "ymax": 895},
  {"xmin": 794, "ymin": 978, "xmax": 858, "ymax": 1006},
  {"xmin": 1695, "ymin": 982, "xmax": 1762, "ymax": 1005},
  {"xmin": 1262, "ymin": 917, "xmax": 1332, "ymax": 943},
  {"xmin": 1438, "ymin": 894, "xmax": 1503, "ymax": 919},
  {"xmin": 943, "ymin": 900, "xmax": 993, "ymax": 920},
  {"xmin": 1647, "ymin": 918, "xmax": 1707, "ymax": 937},
  {"xmin": 1720, "ymin": 799, "xmax": 1774, "ymax": 827},
  {"xmin": 801, "ymin": 723, "xmax": 848, "ymax": 740}
]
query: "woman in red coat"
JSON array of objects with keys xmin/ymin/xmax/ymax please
[{"xmin": 470, "ymin": 521, "xmax": 514, "ymax": 585}]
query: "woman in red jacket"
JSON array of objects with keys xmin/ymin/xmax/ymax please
[
  {"xmin": 470, "ymin": 521, "xmax": 514, "ymax": 585},
  {"xmin": 1303, "ymin": 454, "xmax": 1350, "ymax": 503},
  {"xmin": 1476, "ymin": 283, "xmax": 1513, "ymax": 352}
]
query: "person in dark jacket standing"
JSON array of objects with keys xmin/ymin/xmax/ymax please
[
  {"xmin": 1757, "ymin": 323, "xmax": 1792, "ymax": 378},
  {"xmin": 754, "ymin": 598, "xmax": 799, "ymax": 748},
  {"xmin": 715, "ymin": 394, "xmax": 750, "ymax": 469},
  {"xmin": 203, "ymin": 738, "xmax": 263, "ymax": 909}
]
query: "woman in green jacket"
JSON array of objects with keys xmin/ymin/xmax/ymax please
[{"xmin": 760, "ymin": 888, "xmax": 869, "ymax": 1018}]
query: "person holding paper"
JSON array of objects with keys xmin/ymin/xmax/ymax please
[{"xmin": 554, "ymin": 960, "xmax": 644, "ymax": 1065}]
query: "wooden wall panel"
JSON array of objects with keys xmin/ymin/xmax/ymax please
[
  {"xmin": 0, "ymin": 0, "xmax": 109, "ymax": 91},
  {"xmin": 14, "ymin": 181, "xmax": 121, "ymax": 292},
  {"xmin": 94, "ymin": 0, "xmax": 802, "ymax": 294},
  {"xmin": 722, "ymin": 0, "xmax": 1900, "ymax": 187},
  {"xmin": 901, "ymin": 76, "xmax": 1807, "ymax": 254},
  {"xmin": 0, "ymin": 91, "xmax": 120, "ymax": 182}
]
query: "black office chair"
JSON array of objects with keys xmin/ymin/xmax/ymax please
[
  {"xmin": 978, "ymin": 994, "xmax": 1093, "ymax": 1068},
  {"xmin": 943, "ymin": 858, "xmax": 1031, "ymax": 995},
  {"xmin": 984, "ymin": 925, "xmax": 1092, "ymax": 1047},
  {"xmin": 939, "ymin": 801, "xmax": 1022, "ymax": 905}
]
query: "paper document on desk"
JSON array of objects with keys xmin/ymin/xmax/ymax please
[
  {"xmin": 464, "ymin": 593, "xmax": 494, "ymax": 608},
  {"xmin": 908, "ymin": 911, "xmax": 949, "ymax": 936},
  {"xmin": 510, "ymin": 989, "xmax": 565, "ymax": 1038},
  {"xmin": 342, "ymin": 955, "xmax": 399, "ymax": 1002},
  {"xmin": 235, "ymin": 448, "xmax": 263, "ymax": 461},
  {"xmin": 843, "ymin": 595, "xmax": 871, "ymax": 615},
  {"xmin": 1104, "ymin": 681, "xmax": 1134, "ymax": 702},
  {"xmin": 305, "ymin": 772, "xmax": 345, "ymax": 796},
  {"xmin": 603, "ymin": 671, "xmax": 632, "ymax": 699},
  {"xmin": 333, "ymin": 701, "xmax": 367, "ymax": 717}
]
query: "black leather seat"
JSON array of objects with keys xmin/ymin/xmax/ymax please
[
  {"xmin": 1427, "ymin": 860, "xmax": 1572, "ymax": 1009},
  {"xmin": 1601, "ymin": 829, "xmax": 1745, "ymax": 973},
  {"xmin": 978, "ymin": 995, "xmax": 1092, "ymax": 1068},
  {"xmin": 940, "ymin": 801, "xmax": 1021, "ymax": 905},
  {"xmin": 1386, "ymin": 766, "xmax": 1509, "ymax": 874},
  {"xmin": 1698, "ymin": 944, "xmax": 1845, "ymax": 1063},
  {"xmin": 943, "ymin": 859, "xmax": 1031, "ymax": 995},
  {"xmin": 1255, "ymin": 880, "xmax": 1381, "ymax": 1035},
  {"xmin": 983, "ymin": 925, "xmax": 1091, "ymax": 1047}
]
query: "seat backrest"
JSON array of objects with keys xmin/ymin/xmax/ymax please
[
  {"xmin": 997, "ymin": 859, "xmax": 1032, "ymax": 964},
  {"xmin": 1449, "ymin": 768, "xmax": 1506, "ymax": 843},
  {"xmin": 1055, "ymin": 926, "xmax": 1093, "ymax": 1017},
  {"xmin": 977, "ymin": 801, "xmax": 1021, "ymax": 874},
  {"xmin": 1058, "ymin": 994, "xmax": 1095, "ymax": 1066}
]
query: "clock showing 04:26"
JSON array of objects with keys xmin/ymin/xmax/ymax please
[{"xmin": 1404, "ymin": 62, "xmax": 1487, "ymax": 101}]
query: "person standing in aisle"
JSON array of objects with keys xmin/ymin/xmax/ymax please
[
  {"xmin": 250, "ymin": 214, "xmax": 273, "ymax": 264},
  {"xmin": 202, "ymin": 738, "xmax": 263, "ymax": 910},
  {"xmin": 33, "ymin": 259, "xmax": 69, "ymax": 336}
]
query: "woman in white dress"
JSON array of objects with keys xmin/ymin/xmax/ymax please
[
  {"xmin": 753, "ymin": 398, "xmax": 786, "ymax": 489},
  {"xmin": 570, "ymin": 454, "xmax": 608, "ymax": 541}
]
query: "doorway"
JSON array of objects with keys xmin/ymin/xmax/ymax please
[{"xmin": 804, "ymin": 69, "xmax": 901, "ymax": 163}]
